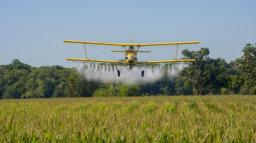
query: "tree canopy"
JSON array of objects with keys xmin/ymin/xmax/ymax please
[{"xmin": 0, "ymin": 43, "xmax": 255, "ymax": 98}]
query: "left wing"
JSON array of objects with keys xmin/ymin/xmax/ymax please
[
  {"xmin": 66, "ymin": 58, "xmax": 124, "ymax": 64},
  {"xmin": 137, "ymin": 59, "xmax": 196, "ymax": 64}
]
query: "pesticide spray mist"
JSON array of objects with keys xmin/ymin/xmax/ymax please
[{"xmin": 76, "ymin": 63, "xmax": 188, "ymax": 84}]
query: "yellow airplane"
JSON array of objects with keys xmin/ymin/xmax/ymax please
[{"xmin": 64, "ymin": 40, "xmax": 200, "ymax": 77}]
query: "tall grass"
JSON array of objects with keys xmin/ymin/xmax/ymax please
[{"xmin": 0, "ymin": 96, "xmax": 255, "ymax": 142}]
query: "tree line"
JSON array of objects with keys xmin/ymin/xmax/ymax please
[{"xmin": 0, "ymin": 43, "xmax": 255, "ymax": 98}]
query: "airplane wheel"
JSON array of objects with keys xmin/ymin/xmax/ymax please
[
  {"xmin": 141, "ymin": 70, "xmax": 144, "ymax": 77},
  {"xmin": 117, "ymin": 70, "xmax": 121, "ymax": 77}
]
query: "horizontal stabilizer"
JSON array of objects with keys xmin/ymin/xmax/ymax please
[
  {"xmin": 111, "ymin": 50, "xmax": 126, "ymax": 52},
  {"xmin": 137, "ymin": 51, "xmax": 151, "ymax": 53},
  {"xmin": 111, "ymin": 50, "xmax": 151, "ymax": 53}
]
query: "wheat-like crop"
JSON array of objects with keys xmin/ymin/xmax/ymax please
[{"xmin": 0, "ymin": 96, "xmax": 255, "ymax": 143}]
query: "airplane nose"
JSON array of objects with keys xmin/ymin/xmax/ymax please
[{"xmin": 128, "ymin": 58, "xmax": 134, "ymax": 64}]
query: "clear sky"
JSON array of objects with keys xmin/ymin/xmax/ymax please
[{"xmin": 0, "ymin": 0, "xmax": 255, "ymax": 67}]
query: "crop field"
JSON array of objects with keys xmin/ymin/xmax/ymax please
[{"xmin": 0, "ymin": 96, "xmax": 256, "ymax": 143}]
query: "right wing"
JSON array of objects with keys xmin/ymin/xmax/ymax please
[
  {"xmin": 64, "ymin": 40, "xmax": 130, "ymax": 47},
  {"xmin": 66, "ymin": 58, "xmax": 124, "ymax": 64}
]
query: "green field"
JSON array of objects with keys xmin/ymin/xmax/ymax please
[{"xmin": 0, "ymin": 96, "xmax": 256, "ymax": 143}]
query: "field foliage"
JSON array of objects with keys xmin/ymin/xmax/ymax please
[{"xmin": 0, "ymin": 96, "xmax": 256, "ymax": 142}]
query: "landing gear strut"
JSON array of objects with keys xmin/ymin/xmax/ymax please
[
  {"xmin": 117, "ymin": 70, "xmax": 121, "ymax": 77},
  {"xmin": 141, "ymin": 70, "xmax": 144, "ymax": 77}
]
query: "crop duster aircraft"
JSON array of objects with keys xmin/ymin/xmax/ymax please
[{"xmin": 64, "ymin": 40, "xmax": 200, "ymax": 77}]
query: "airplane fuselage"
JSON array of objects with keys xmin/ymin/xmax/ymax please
[{"xmin": 125, "ymin": 46, "xmax": 137, "ymax": 69}]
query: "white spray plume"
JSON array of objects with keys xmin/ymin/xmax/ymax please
[{"xmin": 76, "ymin": 63, "xmax": 188, "ymax": 84}]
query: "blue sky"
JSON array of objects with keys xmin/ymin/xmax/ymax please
[{"xmin": 0, "ymin": 0, "xmax": 255, "ymax": 67}]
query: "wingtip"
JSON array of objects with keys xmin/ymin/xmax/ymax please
[{"xmin": 63, "ymin": 40, "xmax": 72, "ymax": 43}]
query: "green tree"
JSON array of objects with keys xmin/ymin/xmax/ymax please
[
  {"xmin": 173, "ymin": 77, "xmax": 193, "ymax": 95},
  {"xmin": 181, "ymin": 48, "xmax": 211, "ymax": 95},
  {"xmin": 0, "ymin": 65, "xmax": 5, "ymax": 98},
  {"xmin": 1, "ymin": 59, "xmax": 31, "ymax": 98},
  {"xmin": 119, "ymin": 84, "xmax": 140, "ymax": 96},
  {"xmin": 93, "ymin": 84, "xmax": 117, "ymax": 97},
  {"xmin": 239, "ymin": 43, "xmax": 256, "ymax": 94},
  {"xmin": 227, "ymin": 60, "xmax": 243, "ymax": 94},
  {"xmin": 181, "ymin": 48, "xmax": 233, "ymax": 95},
  {"xmin": 64, "ymin": 70, "xmax": 85, "ymax": 97}
]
